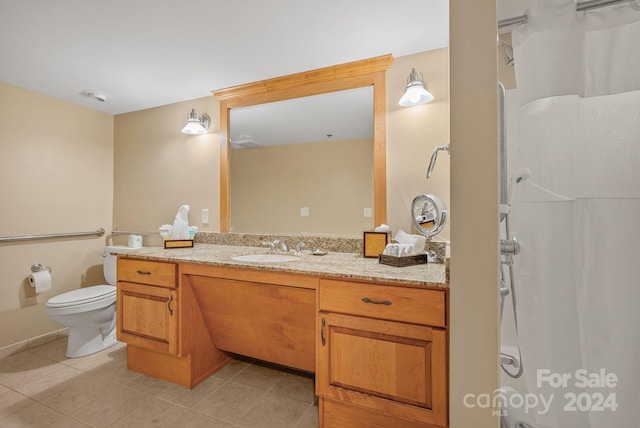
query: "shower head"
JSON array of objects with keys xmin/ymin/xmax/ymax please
[{"xmin": 513, "ymin": 167, "xmax": 531, "ymax": 183}]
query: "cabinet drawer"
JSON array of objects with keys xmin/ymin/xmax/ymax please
[
  {"xmin": 117, "ymin": 258, "xmax": 177, "ymax": 288},
  {"xmin": 319, "ymin": 279, "xmax": 445, "ymax": 327}
]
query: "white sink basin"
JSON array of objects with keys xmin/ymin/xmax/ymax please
[{"xmin": 232, "ymin": 254, "xmax": 300, "ymax": 263}]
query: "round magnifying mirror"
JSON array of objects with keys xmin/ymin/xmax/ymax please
[{"xmin": 411, "ymin": 194, "xmax": 447, "ymax": 238}]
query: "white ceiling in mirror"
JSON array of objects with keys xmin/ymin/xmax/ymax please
[{"xmin": 230, "ymin": 87, "xmax": 373, "ymax": 149}]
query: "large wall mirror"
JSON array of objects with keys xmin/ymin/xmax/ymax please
[{"xmin": 214, "ymin": 55, "xmax": 392, "ymax": 236}]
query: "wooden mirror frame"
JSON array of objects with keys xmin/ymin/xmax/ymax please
[{"xmin": 213, "ymin": 54, "xmax": 393, "ymax": 233}]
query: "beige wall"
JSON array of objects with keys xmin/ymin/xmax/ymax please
[
  {"xmin": 387, "ymin": 48, "xmax": 450, "ymax": 242},
  {"xmin": 0, "ymin": 82, "xmax": 114, "ymax": 349},
  {"xmin": 230, "ymin": 138, "xmax": 374, "ymax": 236},
  {"xmin": 449, "ymin": 0, "xmax": 501, "ymax": 426},
  {"xmin": 113, "ymin": 96, "xmax": 220, "ymax": 244}
]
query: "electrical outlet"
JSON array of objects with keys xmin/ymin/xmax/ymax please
[
  {"xmin": 202, "ymin": 208, "xmax": 209, "ymax": 224},
  {"xmin": 300, "ymin": 207, "xmax": 309, "ymax": 217},
  {"xmin": 364, "ymin": 208, "xmax": 373, "ymax": 218}
]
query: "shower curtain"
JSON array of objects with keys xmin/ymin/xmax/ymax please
[{"xmin": 500, "ymin": 1, "xmax": 640, "ymax": 427}]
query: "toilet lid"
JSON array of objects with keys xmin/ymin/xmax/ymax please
[{"xmin": 46, "ymin": 285, "xmax": 116, "ymax": 308}]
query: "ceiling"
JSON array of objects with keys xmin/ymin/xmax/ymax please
[
  {"xmin": 0, "ymin": 0, "xmax": 449, "ymax": 116},
  {"xmin": 230, "ymin": 87, "xmax": 373, "ymax": 148}
]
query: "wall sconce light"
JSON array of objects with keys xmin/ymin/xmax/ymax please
[
  {"xmin": 181, "ymin": 109, "xmax": 210, "ymax": 135},
  {"xmin": 398, "ymin": 68, "xmax": 434, "ymax": 107}
]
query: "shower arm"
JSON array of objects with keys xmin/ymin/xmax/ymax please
[{"xmin": 426, "ymin": 143, "xmax": 450, "ymax": 178}]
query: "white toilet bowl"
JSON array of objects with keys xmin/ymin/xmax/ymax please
[{"xmin": 45, "ymin": 245, "xmax": 129, "ymax": 358}]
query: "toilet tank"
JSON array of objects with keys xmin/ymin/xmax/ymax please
[{"xmin": 103, "ymin": 245, "xmax": 133, "ymax": 285}]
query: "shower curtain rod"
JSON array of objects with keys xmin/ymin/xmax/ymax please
[{"xmin": 499, "ymin": 0, "xmax": 632, "ymax": 30}]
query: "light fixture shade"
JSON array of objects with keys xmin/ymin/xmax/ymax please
[
  {"xmin": 181, "ymin": 109, "xmax": 210, "ymax": 135},
  {"xmin": 399, "ymin": 68, "xmax": 434, "ymax": 107}
]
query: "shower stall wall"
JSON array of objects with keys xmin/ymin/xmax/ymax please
[{"xmin": 499, "ymin": 1, "xmax": 640, "ymax": 427}]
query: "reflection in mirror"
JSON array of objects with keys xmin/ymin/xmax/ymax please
[
  {"xmin": 229, "ymin": 87, "xmax": 374, "ymax": 236},
  {"xmin": 215, "ymin": 54, "xmax": 392, "ymax": 235}
]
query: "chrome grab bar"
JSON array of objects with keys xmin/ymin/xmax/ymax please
[{"xmin": 0, "ymin": 228, "xmax": 105, "ymax": 243}]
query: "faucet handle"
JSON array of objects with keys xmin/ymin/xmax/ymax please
[{"xmin": 295, "ymin": 241, "xmax": 306, "ymax": 254}]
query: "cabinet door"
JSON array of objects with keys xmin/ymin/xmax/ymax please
[
  {"xmin": 317, "ymin": 312, "xmax": 447, "ymax": 427},
  {"xmin": 117, "ymin": 281, "xmax": 179, "ymax": 355}
]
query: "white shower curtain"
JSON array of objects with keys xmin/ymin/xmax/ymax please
[{"xmin": 502, "ymin": 1, "xmax": 640, "ymax": 427}]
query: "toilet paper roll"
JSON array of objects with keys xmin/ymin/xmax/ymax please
[{"xmin": 29, "ymin": 270, "xmax": 52, "ymax": 294}]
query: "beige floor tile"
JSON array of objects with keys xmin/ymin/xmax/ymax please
[
  {"xmin": 0, "ymin": 351, "xmax": 61, "ymax": 384},
  {"xmin": 0, "ymin": 385, "xmax": 33, "ymax": 418},
  {"xmin": 26, "ymin": 337, "xmax": 69, "ymax": 362},
  {"xmin": 194, "ymin": 381, "xmax": 265, "ymax": 423},
  {"xmin": 67, "ymin": 382, "xmax": 157, "ymax": 428},
  {"xmin": 1, "ymin": 342, "xmax": 319, "ymax": 428},
  {"xmin": 271, "ymin": 371, "xmax": 317, "ymax": 404},
  {"xmin": 39, "ymin": 374, "xmax": 115, "ymax": 413},
  {"xmin": 156, "ymin": 374, "xmax": 227, "ymax": 408},
  {"xmin": 237, "ymin": 390, "xmax": 311, "ymax": 428},
  {"xmin": 89, "ymin": 356, "xmax": 143, "ymax": 385},
  {"xmin": 210, "ymin": 356, "xmax": 252, "ymax": 380},
  {"xmin": 230, "ymin": 361, "xmax": 287, "ymax": 391},
  {"xmin": 126, "ymin": 373, "xmax": 175, "ymax": 396},
  {"xmin": 5, "ymin": 363, "xmax": 84, "ymax": 399},
  {"xmin": 109, "ymin": 397, "xmax": 235, "ymax": 428},
  {"xmin": 0, "ymin": 400, "xmax": 67, "ymax": 427},
  {"xmin": 47, "ymin": 416, "xmax": 93, "ymax": 428},
  {"xmin": 296, "ymin": 402, "xmax": 319, "ymax": 428}
]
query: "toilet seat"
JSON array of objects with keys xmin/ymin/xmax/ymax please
[{"xmin": 46, "ymin": 285, "xmax": 116, "ymax": 315}]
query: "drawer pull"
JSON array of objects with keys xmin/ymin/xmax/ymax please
[
  {"xmin": 321, "ymin": 318, "xmax": 326, "ymax": 346},
  {"xmin": 136, "ymin": 270, "xmax": 152, "ymax": 275},
  {"xmin": 168, "ymin": 294, "xmax": 174, "ymax": 316},
  {"xmin": 361, "ymin": 297, "xmax": 392, "ymax": 306}
]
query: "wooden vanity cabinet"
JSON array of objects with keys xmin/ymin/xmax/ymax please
[
  {"xmin": 317, "ymin": 279, "xmax": 448, "ymax": 428},
  {"xmin": 116, "ymin": 258, "xmax": 230, "ymax": 388},
  {"xmin": 116, "ymin": 259, "xmax": 179, "ymax": 354}
]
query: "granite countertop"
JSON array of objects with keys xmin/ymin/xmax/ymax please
[{"xmin": 114, "ymin": 243, "xmax": 447, "ymax": 288}]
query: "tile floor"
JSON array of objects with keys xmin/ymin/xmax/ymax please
[{"xmin": 0, "ymin": 338, "xmax": 318, "ymax": 427}]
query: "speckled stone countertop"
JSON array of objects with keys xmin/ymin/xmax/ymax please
[{"xmin": 115, "ymin": 243, "xmax": 447, "ymax": 288}]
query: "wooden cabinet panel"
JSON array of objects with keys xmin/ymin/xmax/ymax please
[
  {"xmin": 317, "ymin": 312, "xmax": 447, "ymax": 427},
  {"xmin": 320, "ymin": 398, "xmax": 440, "ymax": 428},
  {"xmin": 319, "ymin": 279, "xmax": 446, "ymax": 327},
  {"xmin": 189, "ymin": 275, "xmax": 316, "ymax": 372},
  {"xmin": 117, "ymin": 281, "xmax": 178, "ymax": 355},
  {"xmin": 117, "ymin": 258, "xmax": 177, "ymax": 288}
]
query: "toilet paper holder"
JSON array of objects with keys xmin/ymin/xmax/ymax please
[{"xmin": 31, "ymin": 263, "xmax": 52, "ymax": 273}]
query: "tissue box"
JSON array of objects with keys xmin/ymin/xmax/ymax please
[
  {"xmin": 363, "ymin": 231, "xmax": 391, "ymax": 258},
  {"xmin": 378, "ymin": 253, "xmax": 428, "ymax": 267}
]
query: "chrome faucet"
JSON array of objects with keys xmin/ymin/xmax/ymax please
[
  {"xmin": 262, "ymin": 239, "xmax": 290, "ymax": 252},
  {"xmin": 272, "ymin": 240, "xmax": 289, "ymax": 252}
]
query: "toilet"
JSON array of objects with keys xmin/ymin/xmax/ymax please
[{"xmin": 46, "ymin": 245, "xmax": 129, "ymax": 358}]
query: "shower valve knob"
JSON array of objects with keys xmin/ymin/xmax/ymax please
[{"xmin": 501, "ymin": 238, "xmax": 520, "ymax": 256}]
